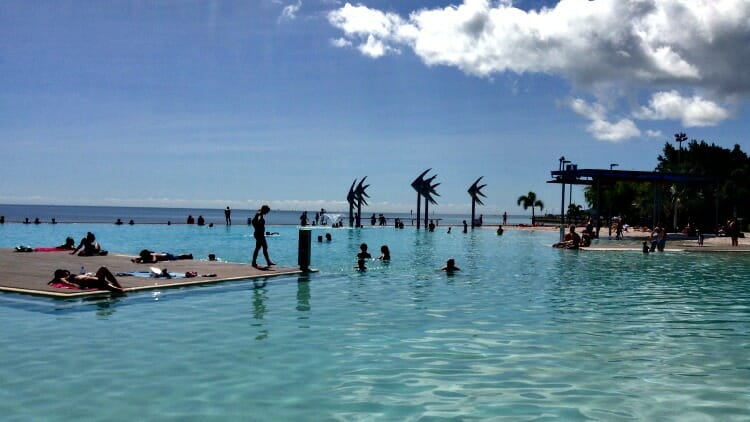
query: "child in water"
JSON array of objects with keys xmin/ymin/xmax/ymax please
[
  {"xmin": 378, "ymin": 245, "xmax": 390, "ymax": 261},
  {"xmin": 355, "ymin": 243, "xmax": 372, "ymax": 271}
]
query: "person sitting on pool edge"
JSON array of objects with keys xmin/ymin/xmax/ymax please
[
  {"xmin": 71, "ymin": 232, "xmax": 108, "ymax": 256},
  {"xmin": 441, "ymin": 258, "xmax": 460, "ymax": 272},
  {"xmin": 553, "ymin": 225, "xmax": 581, "ymax": 249},
  {"xmin": 49, "ymin": 267, "xmax": 125, "ymax": 293},
  {"xmin": 131, "ymin": 249, "xmax": 194, "ymax": 263},
  {"xmin": 56, "ymin": 237, "xmax": 76, "ymax": 250}
]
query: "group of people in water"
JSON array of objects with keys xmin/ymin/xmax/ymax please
[
  {"xmin": 354, "ymin": 243, "xmax": 391, "ymax": 271},
  {"xmin": 41, "ymin": 205, "xmax": 745, "ymax": 295},
  {"xmin": 352, "ymin": 242, "xmax": 458, "ymax": 273}
]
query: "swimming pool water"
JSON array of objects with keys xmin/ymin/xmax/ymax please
[{"xmin": 1, "ymin": 223, "xmax": 749, "ymax": 420}]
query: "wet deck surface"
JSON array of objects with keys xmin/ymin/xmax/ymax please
[{"xmin": 0, "ymin": 249, "xmax": 310, "ymax": 298}]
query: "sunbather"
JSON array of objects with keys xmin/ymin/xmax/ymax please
[
  {"xmin": 56, "ymin": 237, "xmax": 76, "ymax": 250},
  {"xmin": 71, "ymin": 232, "xmax": 107, "ymax": 256},
  {"xmin": 49, "ymin": 267, "xmax": 124, "ymax": 293},
  {"xmin": 131, "ymin": 249, "xmax": 193, "ymax": 263}
]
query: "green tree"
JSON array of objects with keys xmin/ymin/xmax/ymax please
[
  {"xmin": 584, "ymin": 134, "xmax": 750, "ymax": 231},
  {"xmin": 517, "ymin": 191, "xmax": 544, "ymax": 225},
  {"xmin": 567, "ymin": 203, "xmax": 584, "ymax": 223}
]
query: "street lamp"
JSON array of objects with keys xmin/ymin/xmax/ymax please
[
  {"xmin": 675, "ymin": 132, "xmax": 687, "ymax": 164},
  {"xmin": 558, "ymin": 157, "xmax": 571, "ymax": 239}
]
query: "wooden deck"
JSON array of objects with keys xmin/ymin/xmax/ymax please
[{"xmin": 0, "ymin": 249, "xmax": 311, "ymax": 298}]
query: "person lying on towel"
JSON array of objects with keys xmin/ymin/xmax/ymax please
[
  {"xmin": 131, "ymin": 249, "xmax": 194, "ymax": 263},
  {"xmin": 49, "ymin": 267, "xmax": 124, "ymax": 293}
]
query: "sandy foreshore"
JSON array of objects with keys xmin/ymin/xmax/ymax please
[{"xmin": 480, "ymin": 224, "xmax": 750, "ymax": 252}]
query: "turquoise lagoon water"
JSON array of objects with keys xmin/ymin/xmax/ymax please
[{"xmin": 1, "ymin": 223, "xmax": 749, "ymax": 420}]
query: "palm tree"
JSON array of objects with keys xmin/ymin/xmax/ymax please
[
  {"xmin": 517, "ymin": 191, "xmax": 544, "ymax": 226},
  {"xmin": 567, "ymin": 203, "xmax": 583, "ymax": 223}
]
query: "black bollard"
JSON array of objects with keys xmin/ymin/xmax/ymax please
[{"xmin": 298, "ymin": 229, "xmax": 311, "ymax": 271}]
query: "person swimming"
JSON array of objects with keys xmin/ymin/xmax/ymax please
[{"xmin": 441, "ymin": 258, "xmax": 460, "ymax": 272}]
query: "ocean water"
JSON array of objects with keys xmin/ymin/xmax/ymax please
[
  {"xmin": 1, "ymin": 217, "xmax": 749, "ymax": 420},
  {"xmin": 0, "ymin": 204, "xmax": 532, "ymax": 227}
]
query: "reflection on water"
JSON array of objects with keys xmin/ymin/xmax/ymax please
[{"xmin": 296, "ymin": 276, "xmax": 310, "ymax": 317}]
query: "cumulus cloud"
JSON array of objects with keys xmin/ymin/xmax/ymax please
[
  {"xmin": 332, "ymin": 37, "xmax": 351, "ymax": 48},
  {"xmin": 569, "ymin": 98, "xmax": 641, "ymax": 142},
  {"xmin": 328, "ymin": 0, "xmax": 750, "ymax": 140},
  {"xmin": 635, "ymin": 90, "xmax": 731, "ymax": 127}
]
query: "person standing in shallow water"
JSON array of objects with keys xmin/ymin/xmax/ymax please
[
  {"xmin": 251, "ymin": 205, "xmax": 275, "ymax": 268},
  {"xmin": 225, "ymin": 207, "xmax": 231, "ymax": 225}
]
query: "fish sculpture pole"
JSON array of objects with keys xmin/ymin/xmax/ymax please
[
  {"xmin": 411, "ymin": 169, "xmax": 439, "ymax": 229},
  {"xmin": 423, "ymin": 174, "xmax": 440, "ymax": 230},
  {"xmin": 468, "ymin": 177, "xmax": 487, "ymax": 229},
  {"xmin": 411, "ymin": 169, "xmax": 429, "ymax": 229},
  {"xmin": 354, "ymin": 177, "xmax": 369, "ymax": 228},
  {"xmin": 347, "ymin": 179, "xmax": 357, "ymax": 228}
]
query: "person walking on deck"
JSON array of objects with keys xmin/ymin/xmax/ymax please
[{"xmin": 251, "ymin": 205, "xmax": 275, "ymax": 268}]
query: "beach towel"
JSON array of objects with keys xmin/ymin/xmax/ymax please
[
  {"xmin": 126, "ymin": 270, "xmax": 185, "ymax": 279},
  {"xmin": 33, "ymin": 247, "xmax": 70, "ymax": 252},
  {"xmin": 48, "ymin": 282, "xmax": 93, "ymax": 290}
]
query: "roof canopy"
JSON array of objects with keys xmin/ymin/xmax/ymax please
[{"xmin": 548, "ymin": 168, "xmax": 719, "ymax": 186}]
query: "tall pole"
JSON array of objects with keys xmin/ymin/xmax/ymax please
[
  {"xmin": 424, "ymin": 200, "xmax": 429, "ymax": 230},
  {"xmin": 567, "ymin": 161, "xmax": 575, "ymax": 224},
  {"xmin": 347, "ymin": 179, "xmax": 356, "ymax": 228},
  {"xmin": 561, "ymin": 182, "xmax": 566, "ymax": 242},
  {"xmin": 416, "ymin": 193, "xmax": 422, "ymax": 229},
  {"xmin": 356, "ymin": 200, "xmax": 362, "ymax": 228},
  {"xmin": 471, "ymin": 199, "xmax": 476, "ymax": 229},
  {"xmin": 675, "ymin": 132, "xmax": 686, "ymax": 165},
  {"xmin": 595, "ymin": 180, "xmax": 601, "ymax": 238}
]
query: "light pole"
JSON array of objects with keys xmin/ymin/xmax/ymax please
[
  {"xmin": 674, "ymin": 132, "xmax": 687, "ymax": 164},
  {"xmin": 606, "ymin": 164, "xmax": 618, "ymax": 237},
  {"xmin": 559, "ymin": 157, "xmax": 570, "ymax": 240}
]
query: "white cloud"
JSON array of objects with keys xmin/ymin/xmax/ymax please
[
  {"xmin": 568, "ymin": 98, "xmax": 641, "ymax": 142},
  {"xmin": 280, "ymin": 1, "xmax": 302, "ymax": 21},
  {"xmin": 328, "ymin": 3, "xmax": 405, "ymax": 39},
  {"xmin": 635, "ymin": 90, "xmax": 731, "ymax": 126},
  {"xmin": 587, "ymin": 118, "xmax": 641, "ymax": 142},
  {"xmin": 646, "ymin": 130, "xmax": 663, "ymax": 138},
  {"xmin": 332, "ymin": 37, "xmax": 351, "ymax": 48},
  {"xmin": 328, "ymin": 0, "xmax": 750, "ymax": 138}
]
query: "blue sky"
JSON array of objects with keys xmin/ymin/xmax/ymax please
[{"xmin": 2, "ymin": 0, "xmax": 749, "ymax": 215}]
